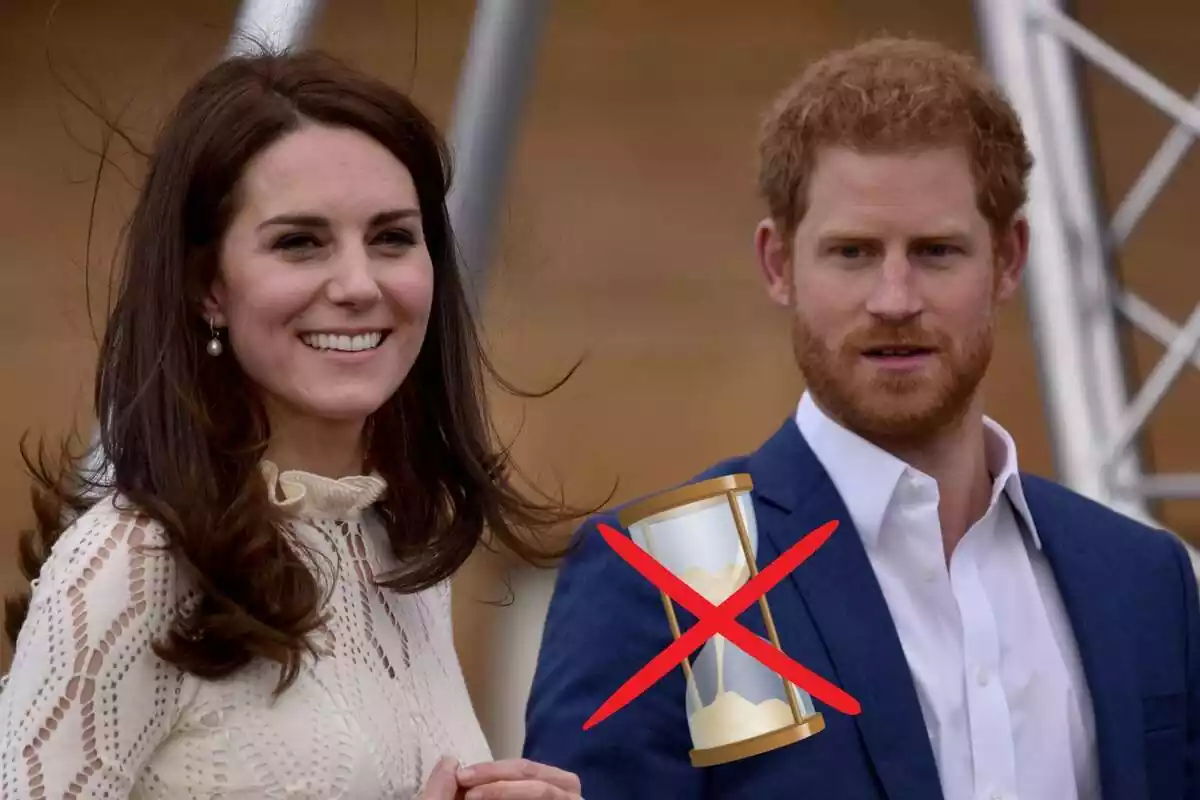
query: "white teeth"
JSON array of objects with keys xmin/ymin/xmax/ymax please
[{"xmin": 300, "ymin": 331, "xmax": 385, "ymax": 352}]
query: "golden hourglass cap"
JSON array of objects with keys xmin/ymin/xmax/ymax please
[{"xmin": 617, "ymin": 474, "xmax": 754, "ymax": 529}]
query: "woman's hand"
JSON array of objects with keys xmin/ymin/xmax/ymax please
[
  {"xmin": 455, "ymin": 757, "xmax": 582, "ymax": 799},
  {"xmin": 417, "ymin": 757, "xmax": 463, "ymax": 799}
]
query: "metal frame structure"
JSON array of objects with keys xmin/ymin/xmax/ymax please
[
  {"xmin": 225, "ymin": 0, "xmax": 321, "ymax": 57},
  {"xmin": 446, "ymin": 1, "xmax": 550, "ymax": 310},
  {"xmin": 975, "ymin": 0, "xmax": 1200, "ymax": 543}
]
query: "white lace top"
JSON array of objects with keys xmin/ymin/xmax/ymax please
[{"xmin": 0, "ymin": 463, "xmax": 492, "ymax": 799}]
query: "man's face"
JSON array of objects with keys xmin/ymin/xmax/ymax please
[{"xmin": 755, "ymin": 145, "xmax": 1026, "ymax": 446}]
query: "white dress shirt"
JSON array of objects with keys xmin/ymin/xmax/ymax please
[{"xmin": 795, "ymin": 392, "xmax": 1099, "ymax": 800}]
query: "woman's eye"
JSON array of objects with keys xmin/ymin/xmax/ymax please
[
  {"xmin": 375, "ymin": 229, "xmax": 417, "ymax": 247},
  {"xmin": 274, "ymin": 233, "xmax": 321, "ymax": 251}
]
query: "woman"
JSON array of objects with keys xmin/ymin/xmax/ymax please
[{"xmin": 0, "ymin": 49, "xmax": 583, "ymax": 800}]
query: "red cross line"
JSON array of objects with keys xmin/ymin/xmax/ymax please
[{"xmin": 583, "ymin": 519, "xmax": 861, "ymax": 730}]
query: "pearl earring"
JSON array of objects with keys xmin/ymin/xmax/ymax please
[{"xmin": 206, "ymin": 319, "xmax": 223, "ymax": 357}]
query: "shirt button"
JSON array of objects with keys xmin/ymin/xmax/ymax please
[{"xmin": 976, "ymin": 667, "xmax": 990, "ymax": 686}]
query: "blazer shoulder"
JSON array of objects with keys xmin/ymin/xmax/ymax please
[{"xmin": 1021, "ymin": 472, "xmax": 1190, "ymax": 563}]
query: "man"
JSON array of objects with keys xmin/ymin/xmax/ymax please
[{"xmin": 523, "ymin": 37, "xmax": 1200, "ymax": 800}]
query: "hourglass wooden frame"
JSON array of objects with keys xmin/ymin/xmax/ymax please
[{"xmin": 618, "ymin": 473, "xmax": 825, "ymax": 767}]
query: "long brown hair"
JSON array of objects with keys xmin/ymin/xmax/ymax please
[{"xmin": 5, "ymin": 49, "xmax": 589, "ymax": 691}]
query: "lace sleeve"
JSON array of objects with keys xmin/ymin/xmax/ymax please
[{"xmin": 0, "ymin": 501, "xmax": 194, "ymax": 798}]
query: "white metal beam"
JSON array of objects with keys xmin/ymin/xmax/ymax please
[
  {"xmin": 446, "ymin": 0, "xmax": 550, "ymax": 310},
  {"xmin": 225, "ymin": 0, "xmax": 321, "ymax": 57},
  {"xmin": 974, "ymin": 0, "xmax": 1200, "ymax": 557}
]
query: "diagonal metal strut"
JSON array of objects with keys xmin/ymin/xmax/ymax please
[{"xmin": 974, "ymin": 0, "xmax": 1199, "ymax": 551}]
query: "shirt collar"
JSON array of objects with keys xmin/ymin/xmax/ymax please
[{"xmin": 794, "ymin": 391, "xmax": 1041, "ymax": 550}]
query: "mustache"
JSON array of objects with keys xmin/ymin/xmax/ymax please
[{"xmin": 844, "ymin": 325, "xmax": 947, "ymax": 351}]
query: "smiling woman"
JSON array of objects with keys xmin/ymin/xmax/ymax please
[
  {"xmin": 0, "ymin": 48, "xmax": 584, "ymax": 800},
  {"xmin": 208, "ymin": 123, "xmax": 437, "ymax": 443}
]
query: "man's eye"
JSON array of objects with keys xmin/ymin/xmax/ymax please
[{"xmin": 918, "ymin": 243, "xmax": 959, "ymax": 258}]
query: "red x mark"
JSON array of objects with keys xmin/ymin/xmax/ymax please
[{"xmin": 583, "ymin": 519, "xmax": 861, "ymax": 730}]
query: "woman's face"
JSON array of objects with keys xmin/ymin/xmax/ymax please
[{"xmin": 205, "ymin": 123, "xmax": 435, "ymax": 431}]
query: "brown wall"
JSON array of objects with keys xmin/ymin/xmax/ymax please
[{"xmin": 2, "ymin": 0, "xmax": 1197, "ymax": 728}]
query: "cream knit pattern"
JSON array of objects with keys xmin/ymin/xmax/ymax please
[{"xmin": 0, "ymin": 463, "xmax": 492, "ymax": 798}]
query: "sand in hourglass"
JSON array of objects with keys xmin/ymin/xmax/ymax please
[{"xmin": 680, "ymin": 560, "xmax": 796, "ymax": 750}]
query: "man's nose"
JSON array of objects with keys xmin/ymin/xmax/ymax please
[{"xmin": 864, "ymin": 252, "xmax": 922, "ymax": 321}]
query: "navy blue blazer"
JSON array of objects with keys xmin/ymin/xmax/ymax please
[{"xmin": 523, "ymin": 419, "xmax": 1200, "ymax": 799}]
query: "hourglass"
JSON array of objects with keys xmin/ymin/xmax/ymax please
[{"xmin": 618, "ymin": 473, "xmax": 825, "ymax": 767}]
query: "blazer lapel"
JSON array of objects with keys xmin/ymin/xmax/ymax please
[
  {"xmin": 1022, "ymin": 477, "xmax": 1145, "ymax": 799},
  {"xmin": 748, "ymin": 421, "xmax": 943, "ymax": 800}
]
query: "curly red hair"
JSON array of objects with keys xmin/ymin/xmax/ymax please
[{"xmin": 758, "ymin": 36, "xmax": 1034, "ymax": 237}]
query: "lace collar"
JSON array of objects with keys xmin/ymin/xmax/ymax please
[{"xmin": 259, "ymin": 461, "xmax": 387, "ymax": 520}]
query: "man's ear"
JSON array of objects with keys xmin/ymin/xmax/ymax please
[
  {"xmin": 994, "ymin": 216, "xmax": 1029, "ymax": 302},
  {"xmin": 754, "ymin": 218, "xmax": 793, "ymax": 308}
]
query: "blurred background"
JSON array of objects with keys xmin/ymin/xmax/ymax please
[{"xmin": 1, "ymin": 0, "xmax": 1197, "ymax": 760}]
